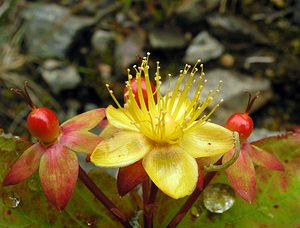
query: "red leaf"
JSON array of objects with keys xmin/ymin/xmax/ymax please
[
  {"xmin": 223, "ymin": 145, "xmax": 256, "ymax": 203},
  {"xmin": 61, "ymin": 131, "xmax": 102, "ymax": 154},
  {"xmin": 117, "ymin": 160, "xmax": 148, "ymax": 196},
  {"xmin": 61, "ymin": 108, "xmax": 106, "ymax": 132},
  {"xmin": 249, "ymin": 144, "xmax": 285, "ymax": 171},
  {"xmin": 3, "ymin": 143, "xmax": 44, "ymax": 186},
  {"xmin": 39, "ymin": 143, "xmax": 78, "ymax": 210}
]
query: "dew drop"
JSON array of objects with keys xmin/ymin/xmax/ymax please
[
  {"xmin": 203, "ymin": 183, "xmax": 235, "ymax": 213},
  {"xmin": 2, "ymin": 191, "xmax": 21, "ymax": 208}
]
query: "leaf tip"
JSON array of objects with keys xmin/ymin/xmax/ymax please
[
  {"xmin": 2, "ymin": 177, "xmax": 11, "ymax": 186},
  {"xmin": 2, "ymin": 172, "xmax": 18, "ymax": 186}
]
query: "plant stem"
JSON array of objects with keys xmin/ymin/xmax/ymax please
[
  {"xmin": 78, "ymin": 165, "xmax": 132, "ymax": 228},
  {"xmin": 149, "ymin": 182, "xmax": 158, "ymax": 205},
  {"xmin": 143, "ymin": 180, "xmax": 158, "ymax": 228},
  {"xmin": 167, "ymin": 164, "xmax": 220, "ymax": 227}
]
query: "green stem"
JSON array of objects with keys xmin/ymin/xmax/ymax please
[
  {"xmin": 204, "ymin": 131, "xmax": 240, "ymax": 172},
  {"xmin": 78, "ymin": 166, "xmax": 132, "ymax": 228}
]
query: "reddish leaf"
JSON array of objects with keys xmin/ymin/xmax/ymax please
[
  {"xmin": 249, "ymin": 144, "xmax": 285, "ymax": 171},
  {"xmin": 39, "ymin": 143, "xmax": 78, "ymax": 210},
  {"xmin": 117, "ymin": 160, "xmax": 148, "ymax": 196},
  {"xmin": 61, "ymin": 131, "xmax": 102, "ymax": 154},
  {"xmin": 223, "ymin": 146, "xmax": 256, "ymax": 203},
  {"xmin": 61, "ymin": 108, "xmax": 106, "ymax": 132},
  {"xmin": 3, "ymin": 143, "xmax": 44, "ymax": 186}
]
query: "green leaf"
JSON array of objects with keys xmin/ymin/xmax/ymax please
[
  {"xmin": 0, "ymin": 132, "xmax": 136, "ymax": 227},
  {"xmin": 154, "ymin": 131, "xmax": 300, "ymax": 227}
]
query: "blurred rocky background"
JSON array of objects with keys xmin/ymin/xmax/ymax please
[{"xmin": 1, "ymin": 0, "xmax": 299, "ymax": 140}]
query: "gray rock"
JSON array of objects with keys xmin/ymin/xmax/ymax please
[
  {"xmin": 91, "ymin": 30, "xmax": 113, "ymax": 54},
  {"xmin": 175, "ymin": 0, "xmax": 220, "ymax": 23},
  {"xmin": 114, "ymin": 29, "xmax": 146, "ymax": 71},
  {"xmin": 293, "ymin": 1, "xmax": 300, "ymax": 24},
  {"xmin": 22, "ymin": 3, "xmax": 94, "ymax": 59},
  {"xmin": 183, "ymin": 31, "xmax": 224, "ymax": 63},
  {"xmin": 149, "ymin": 28, "xmax": 186, "ymax": 48},
  {"xmin": 40, "ymin": 60, "xmax": 81, "ymax": 94},
  {"xmin": 207, "ymin": 15, "xmax": 268, "ymax": 44},
  {"xmin": 160, "ymin": 68, "xmax": 272, "ymax": 124}
]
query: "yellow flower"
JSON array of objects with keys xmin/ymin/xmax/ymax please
[{"xmin": 91, "ymin": 53, "xmax": 234, "ymax": 199}]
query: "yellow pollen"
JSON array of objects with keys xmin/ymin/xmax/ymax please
[{"xmin": 106, "ymin": 54, "xmax": 222, "ymax": 144}]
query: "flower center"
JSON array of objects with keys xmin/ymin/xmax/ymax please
[{"xmin": 106, "ymin": 53, "xmax": 222, "ymax": 144}]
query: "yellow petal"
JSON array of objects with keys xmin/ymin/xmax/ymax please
[
  {"xmin": 106, "ymin": 105, "xmax": 137, "ymax": 131},
  {"xmin": 143, "ymin": 145, "xmax": 198, "ymax": 199},
  {"xmin": 91, "ymin": 130, "xmax": 152, "ymax": 167},
  {"xmin": 100, "ymin": 124, "xmax": 120, "ymax": 138},
  {"xmin": 181, "ymin": 122, "xmax": 234, "ymax": 158}
]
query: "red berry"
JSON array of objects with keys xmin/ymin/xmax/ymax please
[
  {"xmin": 124, "ymin": 77, "xmax": 156, "ymax": 108},
  {"xmin": 27, "ymin": 107, "xmax": 60, "ymax": 143},
  {"xmin": 12, "ymin": 81, "xmax": 60, "ymax": 144},
  {"xmin": 225, "ymin": 92, "xmax": 260, "ymax": 141},
  {"xmin": 226, "ymin": 113, "xmax": 253, "ymax": 141}
]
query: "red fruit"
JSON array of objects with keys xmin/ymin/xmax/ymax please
[
  {"xmin": 226, "ymin": 113, "xmax": 253, "ymax": 141},
  {"xmin": 225, "ymin": 92, "xmax": 260, "ymax": 141},
  {"xmin": 27, "ymin": 107, "xmax": 60, "ymax": 143},
  {"xmin": 12, "ymin": 81, "xmax": 60, "ymax": 144},
  {"xmin": 124, "ymin": 77, "xmax": 156, "ymax": 108}
]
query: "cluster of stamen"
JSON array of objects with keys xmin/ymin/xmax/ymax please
[{"xmin": 106, "ymin": 53, "xmax": 223, "ymax": 144}]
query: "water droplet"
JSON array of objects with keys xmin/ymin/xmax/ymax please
[
  {"xmin": 27, "ymin": 177, "xmax": 39, "ymax": 191},
  {"xmin": 203, "ymin": 183, "xmax": 235, "ymax": 213},
  {"xmin": 2, "ymin": 191, "xmax": 21, "ymax": 208},
  {"xmin": 190, "ymin": 205, "xmax": 202, "ymax": 218}
]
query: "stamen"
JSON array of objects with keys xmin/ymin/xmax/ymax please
[
  {"xmin": 106, "ymin": 84, "xmax": 121, "ymax": 109},
  {"xmin": 162, "ymin": 74, "xmax": 172, "ymax": 110},
  {"xmin": 167, "ymin": 66, "xmax": 189, "ymax": 112},
  {"xmin": 155, "ymin": 61, "xmax": 161, "ymax": 111},
  {"xmin": 185, "ymin": 79, "xmax": 222, "ymax": 127},
  {"xmin": 200, "ymin": 99, "xmax": 223, "ymax": 122},
  {"xmin": 136, "ymin": 75, "xmax": 148, "ymax": 112}
]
